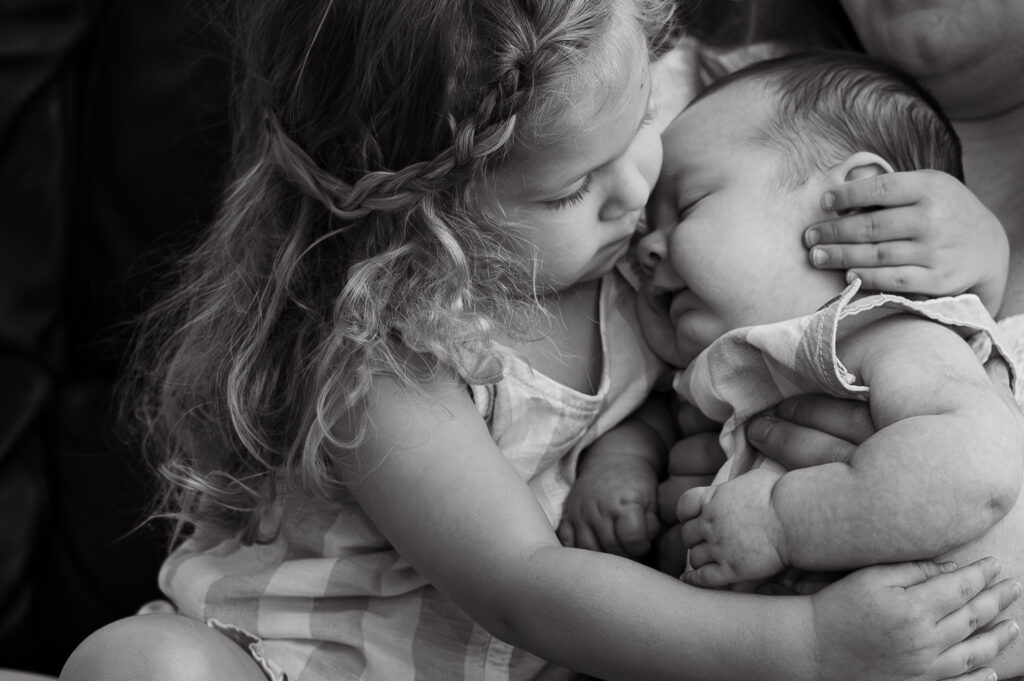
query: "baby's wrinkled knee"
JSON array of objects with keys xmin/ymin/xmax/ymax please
[{"xmin": 60, "ymin": 614, "xmax": 264, "ymax": 681}]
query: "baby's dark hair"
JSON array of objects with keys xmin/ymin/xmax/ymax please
[{"xmin": 695, "ymin": 50, "xmax": 963, "ymax": 186}]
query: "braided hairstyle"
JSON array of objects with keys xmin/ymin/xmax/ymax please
[{"xmin": 126, "ymin": 0, "xmax": 677, "ymax": 543}]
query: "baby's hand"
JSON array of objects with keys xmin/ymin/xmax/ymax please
[
  {"xmin": 558, "ymin": 453, "xmax": 660, "ymax": 558},
  {"xmin": 677, "ymin": 468, "xmax": 787, "ymax": 588},
  {"xmin": 804, "ymin": 170, "xmax": 1008, "ymax": 313}
]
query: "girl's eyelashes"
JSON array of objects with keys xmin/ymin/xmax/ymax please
[
  {"xmin": 545, "ymin": 174, "xmax": 593, "ymax": 210},
  {"xmin": 639, "ymin": 104, "xmax": 655, "ymax": 129},
  {"xmin": 542, "ymin": 102, "xmax": 650, "ymax": 212}
]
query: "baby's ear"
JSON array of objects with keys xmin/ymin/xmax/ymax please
[{"xmin": 828, "ymin": 151, "xmax": 895, "ymax": 184}]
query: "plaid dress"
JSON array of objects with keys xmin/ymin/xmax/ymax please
[{"xmin": 158, "ymin": 270, "xmax": 666, "ymax": 681}]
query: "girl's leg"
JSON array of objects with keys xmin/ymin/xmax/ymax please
[{"xmin": 59, "ymin": 614, "xmax": 268, "ymax": 681}]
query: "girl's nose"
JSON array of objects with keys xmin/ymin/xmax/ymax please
[
  {"xmin": 638, "ymin": 228, "xmax": 667, "ymax": 268},
  {"xmin": 599, "ymin": 163, "xmax": 652, "ymax": 222}
]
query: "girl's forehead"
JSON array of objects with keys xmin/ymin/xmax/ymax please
[{"xmin": 502, "ymin": 18, "xmax": 650, "ymax": 170}]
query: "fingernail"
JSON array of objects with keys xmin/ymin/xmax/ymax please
[
  {"xmin": 1011, "ymin": 622, "xmax": 1021, "ymax": 640},
  {"xmin": 846, "ymin": 270, "xmax": 859, "ymax": 284},
  {"xmin": 987, "ymin": 672, "xmax": 998, "ymax": 681},
  {"xmin": 1013, "ymin": 582, "xmax": 1023, "ymax": 598},
  {"xmin": 804, "ymin": 228, "xmax": 820, "ymax": 246},
  {"xmin": 938, "ymin": 560, "xmax": 958, "ymax": 572},
  {"xmin": 811, "ymin": 248, "xmax": 827, "ymax": 266},
  {"xmin": 748, "ymin": 417, "xmax": 772, "ymax": 442},
  {"xmin": 821, "ymin": 191, "xmax": 835, "ymax": 210}
]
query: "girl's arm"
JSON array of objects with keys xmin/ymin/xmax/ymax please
[
  {"xmin": 345, "ymin": 367, "xmax": 1018, "ymax": 681},
  {"xmin": 804, "ymin": 171, "xmax": 1008, "ymax": 314},
  {"xmin": 681, "ymin": 316, "xmax": 1024, "ymax": 584}
]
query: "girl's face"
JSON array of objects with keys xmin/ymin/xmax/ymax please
[{"xmin": 479, "ymin": 21, "xmax": 662, "ymax": 292}]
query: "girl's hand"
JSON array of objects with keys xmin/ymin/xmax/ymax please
[
  {"xmin": 812, "ymin": 558, "xmax": 1021, "ymax": 681},
  {"xmin": 804, "ymin": 170, "xmax": 1009, "ymax": 313}
]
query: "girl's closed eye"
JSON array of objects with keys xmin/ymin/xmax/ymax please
[
  {"xmin": 544, "ymin": 103, "xmax": 654, "ymax": 212},
  {"xmin": 545, "ymin": 174, "xmax": 592, "ymax": 210}
]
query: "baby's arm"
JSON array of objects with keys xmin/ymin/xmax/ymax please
[
  {"xmin": 345, "ymin": 366, "xmax": 1019, "ymax": 681},
  {"xmin": 682, "ymin": 316, "xmax": 1024, "ymax": 585},
  {"xmin": 805, "ymin": 171, "xmax": 1008, "ymax": 313},
  {"xmin": 558, "ymin": 394, "xmax": 672, "ymax": 558}
]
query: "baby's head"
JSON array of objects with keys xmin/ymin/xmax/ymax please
[{"xmin": 637, "ymin": 50, "xmax": 961, "ymax": 367}]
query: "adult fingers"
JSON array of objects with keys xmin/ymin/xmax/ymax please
[
  {"xmin": 667, "ymin": 433, "xmax": 726, "ymax": 475},
  {"xmin": 821, "ymin": 173, "xmax": 923, "ymax": 213},
  {"xmin": 806, "ymin": 205, "xmax": 920, "ymax": 245},
  {"xmin": 846, "ymin": 265, "xmax": 934, "ymax": 295},
  {"xmin": 936, "ymin": 577, "xmax": 1023, "ymax": 643},
  {"xmin": 934, "ymin": 620, "xmax": 1019, "ymax": 680},
  {"xmin": 774, "ymin": 394, "xmax": 875, "ymax": 444},
  {"xmin": 658, "ymin": 475, "xmax": 714, "ymax": 524},
  {"xmin": 657, "ymin": 527, "xmax": 687, "ymax": 578},
  {"xmin": 747, "ymin": 416, "xmax": 857, "ymax": 469},
  {"xmin": 808, "ymin": 240, "xmax": 923, "ymax": 271}
]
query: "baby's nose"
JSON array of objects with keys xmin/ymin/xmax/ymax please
[{"xmin": 638, "ymin": 228, "xmax": 667, "ymax": 269}]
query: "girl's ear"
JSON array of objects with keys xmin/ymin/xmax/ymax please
[{"xmin": 827, "ymin": 151, "xmax": 896, "ymax": 184}]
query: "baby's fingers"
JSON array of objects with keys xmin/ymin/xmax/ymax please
[
  {"xmin": 934, "ymin": 619, "xmax": 1019, "ymax": 681},
  {"xmin": 676, "ymin": 485, "xmax": 714, "ymax": 524},
  {"xmin": 682, "ymin": 562, "xmax": 730, "ymax": 589},
  {"xmin": 806, "ymin": 206, "xmax": 919, "ymax": 246},
  {"xmin": 807, "ymin": 240, "xmax": 922, "ymax": 271}
]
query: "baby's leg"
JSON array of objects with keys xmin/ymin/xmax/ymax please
[
  {"xmin": 60, "ymin": 613, "xmax": 268, "ymax": 681},
  {"xmin": 940, "ymin": 486, "xmax": 1024, "ymax": 679}
]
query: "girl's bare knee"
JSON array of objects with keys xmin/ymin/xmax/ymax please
[{"xmin": 60, "ymin": 614, "xmax": 266, "ymax": 681}]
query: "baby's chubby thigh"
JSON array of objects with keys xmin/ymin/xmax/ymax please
[{"xmin": 938, "ymin": 485, "xmax": 1024, "ymax": 678}]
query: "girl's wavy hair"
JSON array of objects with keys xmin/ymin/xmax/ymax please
[{"xmin": 125, "ymin": 0, "xmax": 678, "ymax": 544}]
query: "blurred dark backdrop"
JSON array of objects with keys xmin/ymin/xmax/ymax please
[{"xmin": 0, "ymin": 0, "xmax": 229, "ymax": 673}]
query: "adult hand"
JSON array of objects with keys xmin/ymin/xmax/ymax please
[
  {"xmin": 747, "ymin": 394, "xmax": 874, "ymax": 470},
  {"xmin": 812, "ymin": 557, "xmax": 1021, "ymax": 681},
  {"xmin": 656, "ymin": 402, "xmax": 725, "ymax": 575}
]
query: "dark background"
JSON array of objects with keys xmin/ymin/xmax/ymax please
[{"xmin": 0, "ymin": 0, "xmax": 228, "ymax": 673}]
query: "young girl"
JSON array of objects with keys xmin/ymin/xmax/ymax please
[{"xmin": 61, "ymin": 1, "xmax": 1019, "ymax": 681}]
